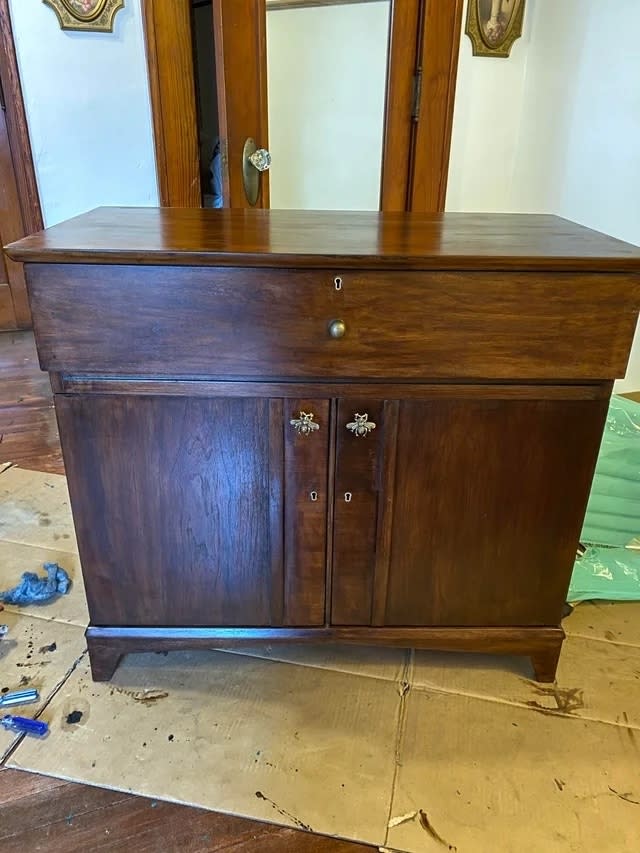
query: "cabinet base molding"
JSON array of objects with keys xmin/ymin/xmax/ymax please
[{"xmin": 86, "ymin": 625, "xmax": 565, "ymax": 683}]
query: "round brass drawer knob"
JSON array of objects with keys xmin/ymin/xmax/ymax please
[{"xmin": 328, "ymin": 319, "xmax": 346, "ymax": 339}]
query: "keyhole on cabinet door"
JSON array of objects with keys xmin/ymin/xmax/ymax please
[
  {"xmin": 309, "ymin": 490, "xmax": 318, "ymax": 502},
  {"xmin": 344, "ymin": 492, "xmax": 352, "ymax": 502}
]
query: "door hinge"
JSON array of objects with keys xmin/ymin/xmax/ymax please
[
  {"xmin": 411, "ymin": 68, "xmax": 423, "ymax": 121},
  {"xmin": 0, "ymin": 74, "xmax": 5, "ymax": 112}
]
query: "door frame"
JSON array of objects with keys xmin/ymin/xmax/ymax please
[
  {"xmin": 0, "ymin": 0, "xmax": 43, "ymax": 328},
  {"xmin": 142, "ymin": 0, "xmax": 464, "ymax": 212}
]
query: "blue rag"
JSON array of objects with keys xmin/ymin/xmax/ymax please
[{"xmin": 0, "ymin": 562, "xmax": 71, "ymax": 606}]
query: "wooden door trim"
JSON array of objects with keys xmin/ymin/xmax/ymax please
[
  {"xmin": 0, "ymin": 0, "xmax": 42, "ymax": 328},
  {"xmin": 0, "ymin": 106, "xmax": 30, "ymax": 326},
  {"xmin": 379, "ymin": 0, "xmax": 421, "ymax": 211},
  {"xmin": 142, "ymin": 0, "xmax": 463, "ymax": 211},
  {"xmin": 409, "ymin": 0, "xmax": 464, "ymax": 212},
  {"xmin": 381, "ymin": 0, "xmax": 464, "ymax": 211},
  {"xmin": 141, "ymin": 0, "xmax": 200, "ymax": 207},
  {"xmin": 0, "ymin": 1, "xmax": 43, "ymax": 236}
]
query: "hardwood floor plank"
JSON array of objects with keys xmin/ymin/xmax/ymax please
[
  {"xmin": 0, "ymin": 771, "xmax": 374, "ymax": 852},
  {"xmin": 0, "ymin": 767, "xmax": 68, "ymax": 805},
  {"xmin": 0, "ymin": 330, "xmax": 62, "ymax": 473},
  {"xmin": 0, "ymin": 778, "xmax": 131, "ymax": 841},
  {"xmin": 0, "ymin": 403, "xmax": 62, "ymax": 473}
]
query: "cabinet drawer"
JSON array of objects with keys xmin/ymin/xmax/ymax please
[{"xmin": 27, "ymin": 264, "xmax": 638, "ymax": 379}]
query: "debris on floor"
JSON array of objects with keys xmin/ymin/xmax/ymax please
[
  {"xmin": 0, "ymin": 562, "xmax": 71, "ymax": 606},
  {"xmin": 1, "ymin": 715, "xmax": 49, "ymax": 738},
  {"xmin": 0, "ymin": 688, "xmax": 39, "ymax": 709}
]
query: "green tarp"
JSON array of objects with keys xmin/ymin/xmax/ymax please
[
  {"xmin": 569, "ymin": 545, "xmax": 640, "ymax": 602},
  {"xmin": 569, "ymin": 395, "xmax": 640, "ymax": 601}
]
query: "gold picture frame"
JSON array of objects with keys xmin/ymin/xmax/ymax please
[
  {"xmin": 42, "ymin": 0, "xmax": 125, "ymax": 33},
  {"xmin": 465, "ymin": 0, "xmax": 526, "ymax": 58}
]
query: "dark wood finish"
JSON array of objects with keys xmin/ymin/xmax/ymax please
[
  {"xmin": 331, "ymin": 399, "xmax": 384, "ymax": 624},
  {"xmin": 379, "ymin": 0, "xmax": 420, "ymax": 211},
  {"xmin": 409, "ymin": 0, "xmax": 464, "ymax": 211},
  {"xmin": 213, "ymin": 0, "xmax": 270, "ymax": 207},
  {"xmin": 0, "ymin": 0, "xmax": 43, "ymax": 236},
  {"xmin": 531, "ymin": 644, "xmax": 564, "ymax": 684},
  {"xmin": 87, "ymin": 623, "xmax": 565, "ymax": 650},
  {"xmin": 269, "ymin": 398, "xmax": 286, "ymax": 622},
  {"xmin": 23, "ymin": 263, "xmax": 639, "ymax": 380},
  {"xmin": 56, "ymin": 395, "xmax": 287, "ymax": 627},
  {"xmin": 58, "ymin": 378, "xmax": 614, "ymax": 401},
  {"xmin": 11, "ymin": 208, "xmax": 640, "ymax": 684},
  {"xmin": 141, "ymin": 0, "xmax": 201, "ymax": 207},
  {"xmin": 86, "ymin": 638, "xmax": 124, "ymax": 683},
  {"xmin": 0, "ymin": 767, "xmax": 375, "ymax": 852},
  {"xmin": 8, "ymin": 208, "xmax": 640, "ymax": 271},
  {"xmin": 87, "ymin": 625, "xmax": 565, "ymax": 682},
  {"xmin": 0, "ymin": 331, "xmax": 62, "ymax": 473},
  {"xmin": 371, "ymin": 400, "xmax": 398, "ymax": 625},
  {"xmin": 323, "ymin": 399, "xmax": 337, "ymax": 623},
  {"xmin": 283, "ymin": 399, "xmax": 329, "ymax": 625},
  {"xmin": 370, "ymin": 398, "xmax": 608, "ymax": 626}
]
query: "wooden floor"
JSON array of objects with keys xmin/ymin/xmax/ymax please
[
  {"xmin": 0, "ymin": 330, "xmax": 374, "ymax": 852},
  {"xmin": 0, "ymin": 330, "xmax": 63, "ymax": 474}
]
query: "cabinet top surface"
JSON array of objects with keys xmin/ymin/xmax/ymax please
[{"xmin": 6, "ymin": 207, "xmax": 640, "ymax": 271}]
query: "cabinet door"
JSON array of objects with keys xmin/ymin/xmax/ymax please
[
  {"xmin": 331, "ymin": 399, "xmax": 385, "ymax": 624},
  {"xmin": 331, "ymin": 396, "xmax": 608, "ymax": 627},
  {"xmin": 56, "ymin": 394, "xmax": 327, "ymax": 627}
]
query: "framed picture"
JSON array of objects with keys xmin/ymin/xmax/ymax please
[
  {"xmin": 465, "ymin": 0, "xmax": 526, "ymax": 58},
  {"xmin": 42, "ymin": 0, "xmax": 125, "ymax": 33}
]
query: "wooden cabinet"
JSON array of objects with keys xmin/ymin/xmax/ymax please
[{"xmin": 6, "ymin": 208, "xmax": 640, "ymax": 683}]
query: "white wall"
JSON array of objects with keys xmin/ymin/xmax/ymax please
[
  {"xmin": 446, "ymin": 0, "xmax": 533, "ymax": 212},
  {"xmin": 9, "ymin": 0, "xmax": 158, "ymax": 226},
  {"xmin": 512, "ymin": 0, "xmax": 640, "ymax": 246},
  {"xmin": 266, "ymin": 1, "xmax": 390, "ymax": 210},
  {"xmin": 448, "ymin": 0, "xmax": 640, "ymax": 389},
  {"xmin": 512, "ymin": 0, "xmax": 640, "ymax": 391}
]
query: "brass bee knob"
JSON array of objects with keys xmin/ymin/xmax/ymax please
[
  {"xmin": 328, "ymin": 319, "xmax": 346, "ymax": 339},
  {"xmin": 290, "ymin": 411, "xmax": 320, "ymax": 436},
  {"xmin": 346, "ymin": 413, "xmax": 376, "ymax": 437}
]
